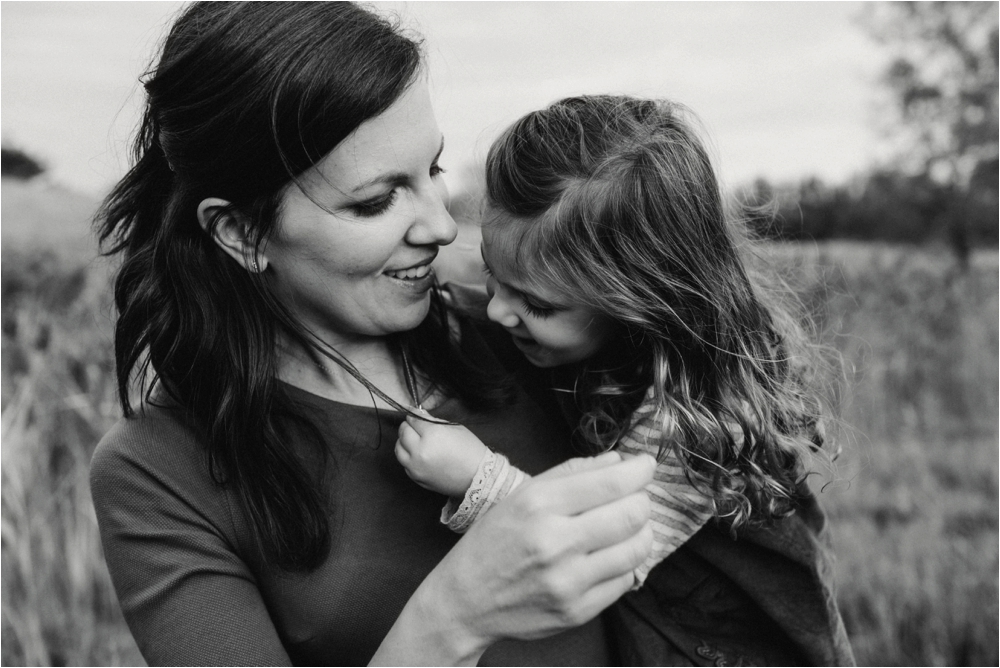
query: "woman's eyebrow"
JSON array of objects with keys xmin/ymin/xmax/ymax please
[
  {"xmin": 350, "ymin": 172, "xmax": 407, "ymax": 195},
  {"xmin": 350, "ymin": 136, "xmax": 445, "ymax": 194}
]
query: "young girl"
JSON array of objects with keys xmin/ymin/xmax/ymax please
[{"xmin": 396, "ymin": 95, "xmax": 854, "ymax": 665}]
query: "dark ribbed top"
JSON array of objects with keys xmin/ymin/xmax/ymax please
[{"xmin": 90, "ymin": 301, "xmax": 613, "ymax": 666}]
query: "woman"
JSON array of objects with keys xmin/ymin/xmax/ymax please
[{"xmin": 90, "ymin": 3, "xmax": 654, "ymax": 665}]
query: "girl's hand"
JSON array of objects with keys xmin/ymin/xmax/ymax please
[
  {"xmin": 396, "ymin": 411, "xmax": 491, "ymax": 497},
  {"xmin": 371, "ymin": 451, "xmax": 656, "ymax": 665}
]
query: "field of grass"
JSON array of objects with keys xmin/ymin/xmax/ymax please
[
  {"xmin": 2, "ymin": 199, "xmax": 997, "ymax": 665},
  {"xmin": 767, "ymin": 243, "xmax": 999, "ymax": 667}
]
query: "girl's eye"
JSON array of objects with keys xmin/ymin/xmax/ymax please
[
  {"xmin": 430, "ymin": 162, "xmax": 446, "ymax": 178},
  {"xmin": 350, "ymin": 190, "xmax": 398, "ymax": 218},
  {"xmin": 520, "ymin": 299, "xmax": 555, "ymax": 319},
  {"xmin": 483, "ymin": 264, "xmax": 557, "ymax": 318}
]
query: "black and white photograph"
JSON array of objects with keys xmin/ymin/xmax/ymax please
[{"xmin": 2, "ymin": 2, "xmax": 997, "ymax": 666}]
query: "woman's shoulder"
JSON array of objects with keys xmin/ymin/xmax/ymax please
[
  {"xmin": 90, "ymin": 401, "xmax": 232, "ymax": 530},
  {"xmin": 92, "ymin": 401, "xmax": 206, "ymax": 478}
]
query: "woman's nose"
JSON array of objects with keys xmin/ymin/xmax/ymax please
[
  {"xmin": 406, "ymin": 181, "xmax": 458, "ymax": 247},
  {"xmin": 486, "ymin": 290, "xmax": 521, "ymax": 329}
]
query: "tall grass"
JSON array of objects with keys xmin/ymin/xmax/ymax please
[
  {"xmin": 766, "ymin": 243, "xmax": 999, "ymax": 667},
  {"xmin": 1, "ymin": 241, "xmax": 997, "ymax": 666},
  {"xmin": 1, "ymin": 250, "xmax": 142, "ymax": 666}
]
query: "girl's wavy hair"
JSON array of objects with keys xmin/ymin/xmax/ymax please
[
  {"xmin": 96, "ymin": 1, "xmax": 502, "ymax": 572},
  {"xmin": 484, "ymin": 95, "xmax": 835, "ymax": 528}
]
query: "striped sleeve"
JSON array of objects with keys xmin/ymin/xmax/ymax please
[{"xmin": 616, "ymin": 389, "xmax": 715, "ymax": 588}]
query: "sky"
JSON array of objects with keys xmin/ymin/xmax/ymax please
[{"xmin": 1, "ymin": 2, "xmax": 893, "ymax": 197}]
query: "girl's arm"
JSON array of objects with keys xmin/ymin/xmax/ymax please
[
  {"xmin": 395, "ymin": 414, "xmax": 527, "ymax": 532},
  {"xmin": 615, "ymin": 404, "xmax": 715, "ymax": 586},
  {"xmin": 398, "ymin": 402, "xmax": 715, "ymax": 587},
  {"xmin": 395, "ymin": 411, "xmax": 492, "ymax": 498}
]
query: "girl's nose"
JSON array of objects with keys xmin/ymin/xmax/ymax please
[{"xmin": 486, "ymin": 289, "xmax": 521, "ymax": 329}]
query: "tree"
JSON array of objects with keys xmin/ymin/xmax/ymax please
[
  {"xmin": 1, "ymin": 146, "xmax": 45, "ymax": 180},
  {"xmin": 865, "ymin": 2, "xmax": 999, "ymax": 265}
]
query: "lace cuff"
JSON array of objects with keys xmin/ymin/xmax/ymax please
[{"xmin": 441, "ymin": 450, "xmax": 526, "ymax": 534}]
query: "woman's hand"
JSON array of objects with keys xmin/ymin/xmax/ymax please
[
  {"xmin": 371, "ymin": 451, "xmax": 656, "ymax": 666},
  {"xmin": 396, "ymin": 412, "xmax": 491, "ymax": 497}
]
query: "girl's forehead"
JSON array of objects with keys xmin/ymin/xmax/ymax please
[
  {"xmin": 480, "ymin": 223, "xmax": 526, "ymax": 272},
  {"xmin": 481, "ymin": 224, "xmax": 573, "ymax": 300}
]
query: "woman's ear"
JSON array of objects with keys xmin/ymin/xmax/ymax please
[{"xmin": 197, "ymin": 198, "xmax": 268, "ymax": 273}]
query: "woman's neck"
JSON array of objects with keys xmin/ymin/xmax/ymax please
[{"xmin": 277, "ymin": 336, "xmax": 415, "ymax": 410}]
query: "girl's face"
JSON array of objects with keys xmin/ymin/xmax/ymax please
[
  {"xmin": 481, "ymin": 225, "xmax": 615, "ymax": 368},
  {"xmin": 264, "ymin": 80, "xmax": 456, "ymax": 346}
]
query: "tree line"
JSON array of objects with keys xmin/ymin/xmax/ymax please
[{"xmin": 739, "ymin": 165, "xmax": 997, "ymax": 250}]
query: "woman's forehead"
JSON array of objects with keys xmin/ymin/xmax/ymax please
[{"xmin": 299, "ymin": 80, "xmax": 442, "ymax": 198}]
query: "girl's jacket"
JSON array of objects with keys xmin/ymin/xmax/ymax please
[{"xmin": 607, "ymin": 485, "xmax": 855, "ymax": 666}]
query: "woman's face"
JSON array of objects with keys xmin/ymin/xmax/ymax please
[{"xmin": 264, "ymin": 80, "xmax": 456, "ymax": 346}]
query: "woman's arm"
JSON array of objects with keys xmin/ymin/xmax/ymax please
[
  {"xmin": 371, "ymin": 452, "xmax": 656, "ymax": 666},
  {"xmin": 397, "ymin": 409, "xmax": 712, "ymax": 588},
  {"xmin": 90, "ymin": 419, "xmax": 293, "ymax": 666}
]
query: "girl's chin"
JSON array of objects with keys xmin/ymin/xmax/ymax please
[{"xmin": 511, "ymin": 336, "xmax": 561, "ymax": 368}]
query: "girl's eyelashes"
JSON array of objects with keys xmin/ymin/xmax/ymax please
[
  {"xmin": 430, "ymin": 162, "xmax": 446, "ymax": 177},
  {"xmin": 483, "ymin": 265, "xmax": 557, "ymax": 318},
  {"xmin": 520, "ymin": 299, "xmax": 555, "ymax": 319},
  {"xmin": 350, "ymin": 190, "xmax": 397, "ymax": 218}
]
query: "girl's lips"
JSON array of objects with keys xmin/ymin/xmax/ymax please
[{"xmin": 510, "ymin": 334, "xmax": 539, "ymax": 350}]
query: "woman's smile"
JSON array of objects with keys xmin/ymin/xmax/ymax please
[
  {"xmin": 384, "ymin": 255, "xmax": 437, "ymax": 285},
  {"xmin": 263, "ymin": 80, "xmax": 457, "ymax": 344}
]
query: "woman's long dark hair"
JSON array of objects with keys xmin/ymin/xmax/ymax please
[
  {"xmin": 96, "ymin": 2, "xmax": 500, "ymax": 571},
  {"xmin": 484, "ymin": 95, "xmax": 835, "ymax": 528}
]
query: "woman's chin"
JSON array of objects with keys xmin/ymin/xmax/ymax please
[{"xmin": 385, "ymin": 292, "xmax": 434, "ymax": 333}]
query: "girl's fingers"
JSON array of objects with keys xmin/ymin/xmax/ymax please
[
  {"xmin": 529, "ymin": 454, "xmax": 655, "ymax": 517},
  {"xmin": 405, "ymin": 412, "xmax": 431, "ymax": 434},
  {"xmin": 397, "ymin": 421, "xmax": 418, "ymax": 449},
  {"xmin": 394, "ymin": 440, "xmax": 409, "ymax": 463}
]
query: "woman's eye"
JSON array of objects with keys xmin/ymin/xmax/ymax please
[
  {"xmin": 350, "ymin": 190, "xmax": 397, "ymax": 218},
  {"xmin": 430, "ymin": 162, "xmax": 446, "ymax": 178}
]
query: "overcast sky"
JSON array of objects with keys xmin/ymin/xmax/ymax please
[{"xmin": 1, "ymin": 1, "xmax": 893, "ymax": 196}]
